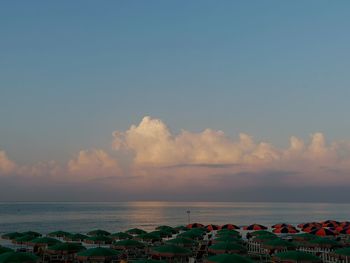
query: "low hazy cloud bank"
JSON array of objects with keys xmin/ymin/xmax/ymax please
[{"xmin": 1, "ymin": 116, "xmax": 350, "ymax": 201}]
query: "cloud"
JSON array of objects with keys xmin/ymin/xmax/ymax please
[{"xmin": 0, "ymin": 150, "xmax": 16, "ymax": 175}]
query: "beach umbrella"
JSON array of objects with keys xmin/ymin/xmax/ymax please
[
  {"xmin": 126, "ymin": 228, "xmax": 147, "ymax": 235},
  {"xmin": 187, "ymin": 223, "xmax": 204, "ymax": 229},
  {"xmin": 1, "ymin": 232, "xmax": 23, "ymax": 240},
  {"xmin": 0, "ymin": 252, "xmax": 38, "ymax": 263},
  {"xmin": 0, "ymin": 247, "xmax": 13, "ymax": 255},
  {"xmin": 340, "ymin": 221, "xmax": 350, "ymax": 227},
  {"xmin": 87, "ymin": 229, "xmax": 110, "ymax": 236},
  {"xmin": 292, "ymin": 233, "xmax": 317, "ymax": 242},
  {"xmin": 307, "ymin": 237, "xmax": 341, "ymax": 249},
  {"xmin": 273, "ymin": 227, "xmax": 299, "ymax": 234},
  {"xmin": 221, "ymin": 224, "xmax": 239, "ymax": 230},
  {"xmin": 112, "ymin": 239, "xmax": 145, "ymax": 250},
  {"xmin": 64, "ymin": 233, "xmax": 88, "ymax": 242},
  {"xmin": 250, "ymin": 230, "xmax": 274, "ymax": 237},
  {"xmin": 213, "ymin": 236, "xmax": 243, "ymax": 244},
  {"xmin": 166, "ymin": 237, "xmax": 198, "ymax": 247},
  {"xmin": 262, "ymin": 238, "xmax": 296, "ymax": 250},
  {"xmin": 21, "ymin": 232, "xmax": 41, "ymax": 238},
  {"xmin": 309, "ymin": 228, "xmax": 337, "ymax": 237},
  {"xmin": 243, "ymin": 224, "xmax": 267, "ymax": 230},
  {"xmin": 48, "ymin": 230, "xmax": 71, "ymax": 238},
  {"xmin": 150, "ymin": 229, "xmax": 172, "ymax": 238},
  {"xmin": 216, "ymin": 231, "xmax": 241, "ymax": 239},
  {"xmin": 178, "ymin": 230, "xmax": 204, "ymax": 240},
  {"xmin": 109, "ymin": 232, "xmax": 132, "ymax": 240},
  {"xmin": 156, "ymin": 226, "xmax": 178, "ymax": 234},
  {"xmin": 206, "ymin": 253, "xmax": 253, "ymax": 263},
  {"xmin": 322, "ymin": 220, "xmax": 340, "ymax": 227},
  {"xmin": 302, "ymin": 226, "xmax": 321, "ymax": 233},
  {"xmin": 46, "ymin": 242, "xmax": 86, "ymax": 254},
  {"xmin": 298, "ymin": 222, "xmax": 322, "ymax": 229},
  {"xmin": 208, "ymin": 242, "xmax": 247, "ymax": 255},
  {"xmin": 150, "ymin": 244, "xmax": 191, "ymax": 258},
  {"xmin": 84, "ymin": 235, "xmax": 112, "ymax": 245},
  {"xmin": 133, "ymin": 260, "xmax": 166, "ymax": 263},
  {"xmin": 136, "ymin": 232, "xmax": 162, "ymax": 242},
  {"xmin": 340, "ymin": 227, "xmax": 350, "ymax": 235},
  {"xmin": 273, "ymin": 251, "xmax": 322, "ymax": 262},
  {"xmin": 12, "ymin": 235, "xmax": 35, "ymax": 245},
  {"xmin": 252, "ymin": 234, "xmax": 278, "ymax": 243},
  {"xmin": 206, "ymin": 224, "xmax": 220, "ymax": 231},
  {"xmin": 174, "ymin": 226, "xmax": 187, "ymax": 232},
  {"xmin": 272, "ymin": 223, "xmax": 295, "ymax": 229},
  {"xmin": 333, "ymin": 248, "xmax": 350, "ymax": 260},
  {"xmin": 76, "ymin": 247, "xmax": 120, "ymax": 261},
  {"xmin": 29, "ymin": 237, "xmax": 61, "ymax": 247}
]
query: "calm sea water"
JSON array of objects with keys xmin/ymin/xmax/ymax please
[{"xmin": 1, "ymin": 202, "xmax": 350, "ymax": 234}]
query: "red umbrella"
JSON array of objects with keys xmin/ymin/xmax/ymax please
[
  {"xmin": 302, "ymin": 226, "xmax": 321, "ymax": 233},
  {"xmin": 243, "ymin": 224, "xmax": 267, "ymax": 230},
  {"xmin": 340, "ymin": 227, "xmax": 350, "ymax": 235},
  {"xmin": 310, "ymin": 228, "xmax": 337, "ymax": 237},
  {"xmin": 206, "ymin": 224, "xmax": 220, "ymax": 231},
  {"xmin": 272, "ymin": 223, "xmax": 295, "ymax": 229},
  {"xmin": 298, "ymin": 222, "xmax": 321, "ymax": 229},
  {"xmin": 186, "ymin": 223, "xmax": 204, "ymax": 229},
  {"xmin": 340, "ymin": 221, "xmax": 350, "ymax": 227},
  {"xmin": 273, "ymin": 227, "xmax": 299, "ymax": 234},
  {"xmin": 221, "ymin": 224, "xmax": 240, "ymax": 230}
]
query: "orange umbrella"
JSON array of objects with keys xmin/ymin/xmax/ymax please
[
  {"xmin": 186, "ymin": 223, "xmax": 204, "ymax": 229},
  {"xmin": 221, "ymin": 224, "xmax": 240, "ymax": 230},
  {"xmin": 243, "ymin": 224, "xmax": 267, "ymax": 230},
  {"xmin": 273, "ymin": 227, "xmax": 299, "ymax": 234},
  {"xmin": 310, "ymin": 228, "xmax": 337, "ymax": 237}
]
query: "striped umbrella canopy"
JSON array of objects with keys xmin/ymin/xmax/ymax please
[
  {"xmin": 126, "ymin": 228, "xmax": 147, "ymax": 235},
  {"xmin": 0, "ymin": 247, "xmax": 13, "ymax": 255},
  {"xmin": 243, "ymin": 224, "xmax": 267, "ymax": 230},
  {"xmin": 84, "ymin": 236, "xmax": 113, "ymax": 245},
  {"xmin": 298, "ymin": 222, "xmax": 322, "ymax": 229},
  {"xmin": 322, "ymin": 222, "xmax": 339, "ymax": 228},
  {"xmin": 302, "ymin": 226, "xmax": 321, "ymax": 233},
  {"xmin": 273, "ymin": 227, "xmax": 299, "ymax": 234},
  {"xmin": 1, "ymin": 232, "xmax": 23, "ymax": 240},
  {"xmin": 0, "ymin": 252, "xmax": 39, "ymax": 263},
  {"xmin": 273, "ymin": 251, "xmax": 322, "ymax": 262},
  {"xmin": 87, "ymin": 229, "xmax": 110, "ymax": 236},
  {"xmin": 112, "ymin": 239, "xmax": 145, "ymax": 250},
  {"xmin": 262, "ymin": 238, "xmax": 296, "ymax": 250},
  {"xmin": 150, "ymin": 245, "xmax": 191, "ymax": 258},
  {"xmin": 206, "ymin": 224, "xmax": 220, "ymax": 231},
  {"xmin": 221, "ymin": 224, "xmax": 240, "ymax": 230},
  {"xmin": 166, "ymin": 237, "xmax": 198, "ymax": 247},
  {"xmin": 208, "ymin": 242, "xmax": 247, "ymax": 255},
  {"xmin": 322, "ymin": 220, "xmax": 340, "ymax": 226},
  {"xmin": 29, "ymin": 237, "xmax": 61, "ymax": 247},
  {"xmin": 48, "ymin": 231, "xmax": 71, "ymax": 238},
  {"xmin": 340, "ymin": 221, "xmax": 350, "ymax": 227},
  {"xmin": 340, "ymin": 227, "xmax": 350, "ymax": 235},
  {"xmin": 77, "ymin": 247, "xmax": 120, "ymax": 261},
  {"xmin": 109, "ymin": 232, "xmax": 132, "ymax": 240},
  {"xmin": 309, "ymin": 228, "xmax": 337, "ymax": 237},
  {"xmin": 206, "ymin": 253, "xmax": 253, "ymax": 263},
  {"xmin": 64, "ymin": 233, "xmax": 88, "ymax": 242},
  {"xmin": 46, "ymin": 242, "xmax": 86, "ymax": 255},
  {"xmin": 272, "ymin": 223, "xmax": 295, "ymax": 229},
  {"xmin": 186, "ymin": 223, "xmax": 204, "ymax": 229}
]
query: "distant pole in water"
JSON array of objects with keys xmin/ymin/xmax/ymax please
[{"xmin": 186, "ymin": 210, "xmax": 191, "ymax": 224}]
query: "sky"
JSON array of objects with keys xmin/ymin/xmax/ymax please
[{"xmin": 1, "ymin": 1, "xmax": 350, "ymax": 202}]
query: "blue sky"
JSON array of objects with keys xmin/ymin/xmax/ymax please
[{"xmin": 1, "ymin": 1, "xmax": 350, "ymax": 201}]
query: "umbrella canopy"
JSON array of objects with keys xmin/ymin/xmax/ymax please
[
  {"xmin": 321, "ymin": 220, "xmax": 340, "ymax": 227},
  {"xmin": 46, "ymin": 242, "xmax": 86, "ymax": 254},
  {"xmin": 340, "ymin": 227, "xmax": 350, "ymax": 235},
  {"xmin": 309, "ymin": 228, "xmax": 337, "ymax": 237},
  {"xmin": 47, "ymin": 231, "xmax": 71, "ymax": 238},
  {"xmin": 77, "ymin": 247, "xmax": 120, "ymax": 260},
  {"xmin": 166, "ymin": 237, "xmax": 198, "ymax": 247},
  {"xmin": 112, "ymin": 239, "xmax": 145, "ymax": 249},
  {"xmin": 252, "ymin": 234, "xmax": 278, "ymax": 243},
  {"xmin": 187, "ymin": 223, "xmax": 204, "ymax": 229},
  {"xmin": 29, "ymin": 237, "xmax": 61, "ymax": 247},
  {"xmin": 150, "ymin": 244, "xmax": 191, "ymax": 258},
  {"xmin": 64, "ymin": 233, "xmax": 88, "ymax": 242},
  {"xmin": 213, "ymin": 236, "xmax": 243, "ymax": 244},
  {"xmin": 221, "ymin": 224, "xmax": 240, "ymax": 230},
  {"xmin": 87, "ymin": 229, "xmax": 110, "ymax": 236},
  {"xmin": 1, "ymin": 232, "xmax": 23, "ymax": 240},
  {"xmin": 250, "ymin": 230, "xmax": 275, "ymax": 237},
  {"xmin": 208, "ymin": 242, "xmax": 247, "ymax": 254},
  {"xmin": 174, "ymin": 226, "xmax": 187, "ymax": 232},
  {"xmin": 216, "ymin": 229, "xmax": 240, "ymax": 237},
  {"xmin": 273, "ymin": 227, "xmax": 299, "ymax": 234},
  {"xmin": 150, "ymin": 230, "xmax": 172, "ymax": 238},
  {"xmin": 302, "ymin": 226, "xmax": 321, "ymax": 233},
  {"xmin": 293, "ymin": 233, "xmax": 317, "ymax": 242},
  {"xmin": 273, "ymin": 251, "xmax": 322, "ymax": 262},
  {"xmin": 206, "ymin": 224, "xmax": 220, "ymax": 231},
  {"xmin": 272, "ymin": 223, "xmax": 295, "ymax": 229},
  {"xmin": 126, "ymin": 228, "xmax": 147, "ymax": 235},
  {"xmin": 298, "ymin": 222, "xmax": 322, "ymax": 229},
  {"xmin": 262, "ymin": 238, "xmax": 296, "ymax": 250},
  {"xmin": 206, "ymin": 253, "xmax": 253, "ymax": 263},
  {"xmin": 136, "ymin": 232, "xmax": 162, "ymax": 242},
  {"xmin": 84, "ymin": 236, "xmax": 112, "ymax": 245},
  {"xmin": 0, "ymin": 247, "xmax": 13, "ymax": 255},
  {"xmin": 178, "ymin": 230, "xmax": 204, "ymax": 240},
  {"xmin": 307, "ymin": 237, "xmax": 341, "ymax": 248},
  {"xmin": 155, "ymin": 226, "xmax": 178, "ymax": 234},
  {"xmin": 333, "ymin": 248, "xmax": 350, "ymax": 258},
  {"xmin": 243, "ymin": 224, "xmax": 267, "ymax": 230},
  {"xmin": 21, "ymin": 232, "xmax": 41, "ymax": 238},
  {"xmin": 12, "ymin": 235, "xmax": 35, "ymax": 245},
  {"xmin": 109, "ymin": 232, "xmax": 132, "ymax": 240},
  {"xmin": 0, "ymin": 252, "xmax": 38, "ymax": 263}
]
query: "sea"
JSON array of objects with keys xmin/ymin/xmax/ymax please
[{"xmin": 1, "ymin": 202, "xmax": 350, "ymax": 235}]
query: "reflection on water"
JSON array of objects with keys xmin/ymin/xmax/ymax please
[{"xmin": 0, "ymin": 202, "xmax": 350, "ymax": 234}]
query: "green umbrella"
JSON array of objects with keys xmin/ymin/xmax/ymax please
[
  {"xmin": 206, "ymin": 253, "xmax": 254, "ymax": 263},
  {"xmin": 48, "ymin": 231, "xmax": 71, "ymax": 238},
  {"xmin": 12, "ymin": 235, "xmax": 35, "ymax": 245},
  {"xmin": 0, "ymin": 247, "xmax": 13, "ymax": 255},
  {"xmin": 253, "ymin": 234, "xmax": 278, "ymax": 243},
  {"xmin": 250, "ymin": 230, "xmax": 275, "ymax": 237},
  {"xmin": 84, "ymin": 236, "xmax": 112, "ymax": 244},
  {"xmin": 136, "ymin": 232, "xmax": 162, "ymax": 242},
  {"xmin": 166, "ymin": 237, "xmax": 198, "ymax": 247},
  {"xmin": 21, "ymin": 232, "xmax": 41, "ymax": 238},
  {"xmin": 262, "ymin": 238, "xmax": 296, "ymax": 250},
  {"xmin": 208, "ymin": 242, "xmax": 247, "ymax": 254},
  {"xmin": 0, "ymin": 252, "xmax": 38, "ymax": 263},
  {"xmin": 150, "ymin": 230, "xmax": 172, "ymax": 238},
  {"xmin": 333, "ymin": 247, "xmax": 350, "ymax": 258},
  {"xmin": 307, "ymin": 237, "xmax": 341, "ymax": 248},
  {"xmin": 217, "ymin": 229, "xmax": 240, "ymax": 236},
  {"xmin": 150, "ymin": 244, "xmax": 191, "ymax": 257},
  {"xmin": 213, "ymin": 236, "xmax": 242, "ymax": 244},
  {"xmin": 112, "ymin": 239, "xmax": 145, "ymax": 249},
  {"xmin": 46, "ymin": 242, "xmax": 86, "ymax": 254},
  {"xmin": 174, "ymin": 226, "xmax": 187, "ymax": 231},
  {"xmin": 29, "ymin": 237, "xmax": 61, "ymax": 246},
  {"xmin": 126, "ymin": 228, "xmax": 147, "ymax": 235},
  {"xmin": 156, "ymin": 225, "xmax": 177, "ymax": 234},
  {"xmin": 87, "ymin": 229, "xmax": 110, "ymax": 236},
  {"xmin": 77, "ymin": 247, "xmax": 120, "ymax": 260},
  {"xmin": 64, "ymin": 233, "xmax": 88, "ymax": 242},
  {"xmin": 109, "ymin": 232, "xmax": 132, "ymax": 240},
  {"xmin": 1, "ymin": 232, "xmax": 23, "ymax": 240},
  {"xmin": 133, "ymin": 260, "xmax": 166, "ymax": 263},
  {"xmin": 293, "ymin": 233, "xmax": 317, "ymax": 242},
  {"xmin": 273, "ymin": 251, "xmax": 322, "ymax": 262}
]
